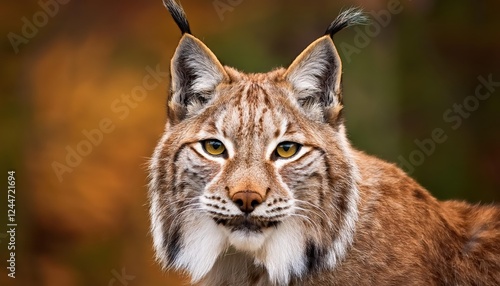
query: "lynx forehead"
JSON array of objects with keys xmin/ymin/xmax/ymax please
[{"xmin": 148, "ymin": 1, "xmax": 500, "ymax": 285}]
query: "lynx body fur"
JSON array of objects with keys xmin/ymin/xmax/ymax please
[{"xmin": 148, "ymin": 1, "xmax": 500, "ymax": 285}]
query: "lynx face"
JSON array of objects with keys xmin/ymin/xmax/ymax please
[
  {"xmin": 149, "ymin": 37, "xmax": 359, "ymax": 284},
  {"xmin": 148, "ymin": 2, "xmax": 364, "ymax": 284},
  {"xmin": 159, "ymin": 70, "xmax": 353, "ymax": 245}
]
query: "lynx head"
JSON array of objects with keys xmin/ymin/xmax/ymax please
[{"xmin": 149, "ymin": 1, "xmax": 367, "ymax": 284}]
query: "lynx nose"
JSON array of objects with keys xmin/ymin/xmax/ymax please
[{"xmin": 231, "ymin": 191, "xmax": 263, "ymax": 214}]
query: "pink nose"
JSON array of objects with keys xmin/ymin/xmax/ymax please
[{"xmin": 231, "ymin": 191, "xmax": 263, "ymax": 214}]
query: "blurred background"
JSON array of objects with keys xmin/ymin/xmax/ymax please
[{"xmin": 1, "ymin": 0, "xmax": 499, "ymax": 285}]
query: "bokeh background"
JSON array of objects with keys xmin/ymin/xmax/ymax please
[{"xmin": 1, "ymin": 0, "xmax": 499, "ymax": 285}]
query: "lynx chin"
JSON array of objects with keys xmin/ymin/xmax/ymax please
[{"xmin": 147, "ymin": 1, "xmax": 500, "ymax": 285}]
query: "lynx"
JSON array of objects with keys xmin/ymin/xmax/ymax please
[{"xmin": 148, "ymin": 1, "xmax": 500, "ymax": 285}]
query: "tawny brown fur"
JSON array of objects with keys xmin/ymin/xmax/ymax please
[{"xmin": 312, "ymin": 152, "xmax": 500, "ymax": 285}]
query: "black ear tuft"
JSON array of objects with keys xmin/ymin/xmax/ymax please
[
  {"xmin": 163, "ymin": 0, "xmax": 191, "ymax": 34},
  {"xmin": 324, "ymin": 7, "xmax": 369, "ymax": 38}
]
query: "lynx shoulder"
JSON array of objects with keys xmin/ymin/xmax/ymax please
[{"xmin": 148, "ymin": 1, "xmax": 500, "ymax": 285}]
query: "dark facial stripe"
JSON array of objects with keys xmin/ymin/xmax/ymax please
[
  {"xmin": 165, "ymin": 222, "xmax": 182, "ymax": 264},
  {"xmin": 320, "ymin": 149, "xmax": 349, "ymax": 215},
  {"xmin": 170, "ymin": 143, "xmax": 188, "ymax": 194},
  {"xmin": 305, "ymin": 240, "xmax": 327, "ymax": 273},
  {"xmin": 318, "ymin": 148, "xmax": 335, "ymax": 192},
  {"xmin": 286, "ymin": 149, "xmax": 319, "ymax": 171}
]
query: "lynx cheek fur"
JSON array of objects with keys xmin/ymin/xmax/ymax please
[{"xmin": 148, "ymin": 1, "xmax": 500, "ymax": 285}]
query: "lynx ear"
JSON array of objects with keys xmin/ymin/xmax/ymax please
[
  {"xmin": 168, "ymin": 34, "xmax": 229, "ymax": 123},
  {"xmin": 284, "ymin": 35, "xmax": 343, "ymax": 124}
]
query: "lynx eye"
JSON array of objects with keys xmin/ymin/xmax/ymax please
[
  {"xmin": 202, "ymin": 139, "xmax": 226, "ymax": 156},
  {"xmin": 275, "ymin": 142, "xmax": 301, "ymax": 159}
]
